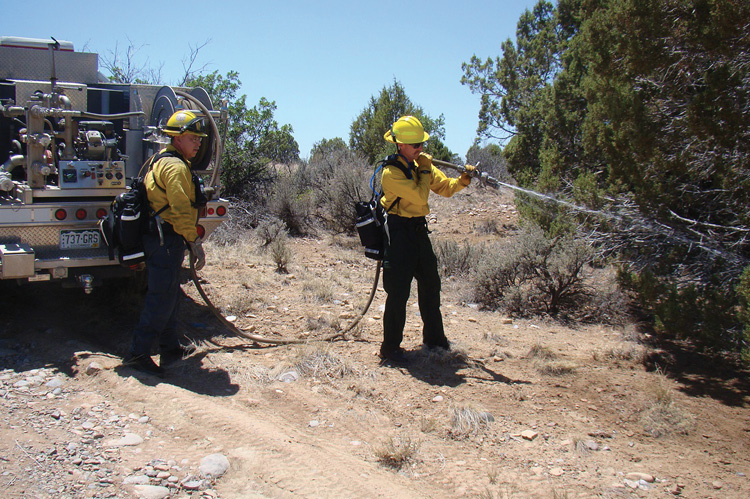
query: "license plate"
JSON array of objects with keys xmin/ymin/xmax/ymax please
[{"xmin": 60, "ymin": 229, "xmax": 101, "ymax": 249}]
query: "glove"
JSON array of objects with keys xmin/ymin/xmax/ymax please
[
  {"xmin": 187, "ymin": 237, "xmax": 206, "ymax": 271},
  {"xmin": 460, "ymin": 164, "xmax": 476, "ymax": 186},
  {"xmin": 416, "ymin": 152, "xmax": 433, "ymax": 174}
]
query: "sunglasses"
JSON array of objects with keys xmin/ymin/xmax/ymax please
[{"xmin": 409, "ymin": 142, "xmax": 424, "ymax": 149}]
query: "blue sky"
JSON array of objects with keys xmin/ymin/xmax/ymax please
[{"xmin": 4, "ymin": 0, "xmax": 538, "ymax": 160}]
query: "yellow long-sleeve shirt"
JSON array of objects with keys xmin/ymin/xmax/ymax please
[
  {"xmin": 145, "ymin": 145, "xmax": 199, "ymax": 242},
  {"xmin": 379, "ymin": 153, "xmax": 468, "ymax": 218}
]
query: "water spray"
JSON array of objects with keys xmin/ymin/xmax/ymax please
[
  {"xmin": 432, "ymin": 159, "xmax": 616, "ymax": 220},
  {"xmin": 433, "ymin": 159, "xmax": 744, "ymax": 273}
]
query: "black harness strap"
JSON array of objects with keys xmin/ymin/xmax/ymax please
[
  {"xmin": 140, "ymin": 151, "xmax": 175, "ymax": 217},
  {"xmin": 145, "ymin": 149, "xmax": 207, "ymax": 214},
  {"xmin": 380, "ymin": 153, "xmax": 415, "ymax": 214}
]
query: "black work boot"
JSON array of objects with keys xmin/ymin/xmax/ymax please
[
  {"xmin": 160, "ymin": 344, "xmax": 196, "ymax": 368},
  {"xmin": 125, "ymin": 354, "xmax": 165, "ymax": 377},
  {"xmin": 379, "ymin": 348, "xmax": 410, "ymax": 366}
]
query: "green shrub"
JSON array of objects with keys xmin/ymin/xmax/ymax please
[
  {"xmin": 736, "ymin": 266, "xmax": 750, "ymax": 362},
  {"xmin": 269, "ymin": 234, "xmax": 292, "ymax": 273},
  {"xmin": 255, "ymin": 216, "xmax": 287, "ymax": 247},
  {"xmin": 304, "ymin": 146, "xmax": 372, "ymax": 234},
  {"xmin": 434, "ymin": 239, "xmax": 484, "ymax": 278},
  {"xmin": 472, "ymin": 226, "xmax": 594, "ymax": 318},
  {"xmin": 209, "ymin": 199, "xmax": 261, "ymax": 246},
  {"xmin": 621, "ymin": 268, "xmax": 742, "ymax": 354},
  {"xmin": 267, "ymin": 173, "xmax": 315, "ymax": 236}
]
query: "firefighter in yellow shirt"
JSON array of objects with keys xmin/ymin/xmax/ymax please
[
  {"xmin": 379, "ymin": 116, "xmax": 474, "ymax": 364},
  {"xmin": 126, "ymin": 110, "xmax": 207, "ymax": 376}
]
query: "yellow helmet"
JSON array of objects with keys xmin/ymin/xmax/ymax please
[
  {"xmin": 162, "ymin": 110, "xmax": 208, "ymax": 137},
  {"xmin": 384, "ymin": 115, "xmax": 430, "ymax": 144}
]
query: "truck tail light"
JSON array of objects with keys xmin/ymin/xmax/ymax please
[
  {"xmin": 75, "ymin": 209, "xmax": 87, "ymax": 220},
  {"xmin": 55, "ymin": 209, "xmax": 67, "ymax": 220},
  {"xmin": 196, "ymin": 225, "xmax": 206, "ymax": 238},
  {"xmin": 216, "ymin": 205, "xmax": 227, "ymax": 216}
]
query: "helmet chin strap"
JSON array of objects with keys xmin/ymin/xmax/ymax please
[{"xmin": 395, "ymin": 144, "xmax": 415, "ymax": 163}]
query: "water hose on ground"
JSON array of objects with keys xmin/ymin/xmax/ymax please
[{"xmin": 188, "ymin": 257, "xmax": 382, "ymax": 346}]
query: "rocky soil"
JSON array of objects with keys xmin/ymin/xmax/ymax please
[{"xmin": 1, "ymin": 186, "xmax": 749, "ymax": 499}]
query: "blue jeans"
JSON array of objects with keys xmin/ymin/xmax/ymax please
[{"xmin": 129, "ymin": 228, "xmax": 185, "ymax": 357}]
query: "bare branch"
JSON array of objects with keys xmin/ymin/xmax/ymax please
[
  {"xmin": 179, "ymin": 39, "xmax": 212, "ymax": 86},
  {"xmin": 99, "ymin": 37, "xmax": 161, "ymax": 84}
]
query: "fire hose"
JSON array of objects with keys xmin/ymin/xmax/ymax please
[
  {"xmin": 188, "ymin": 257, "xmax": 381, "ymax": 346},
  {"xmin": 432, "ymin": 159, "xmax": 503, "ymax": 189}
]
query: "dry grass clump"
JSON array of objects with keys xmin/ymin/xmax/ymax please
[
  {"xmin": 418, "ymin": 344, "xmax": 473, "ymax": 367},
  {"xmin": 450, "ymin": 406, "xmax": 495, "ymax": 439},
  {"xmin": 527, "ymin": 343, "xmax": 575, "ymax": 375},
  {"xmin": 304, "ymin": 314, "xmax": 337, "ymax": 332},
  {"xmin": 255, "ymin": 217, "xmax": 287, "ymax": 247},
  {"xmin": 227, "ymin": 363, "xmax": 274, "ymax": 384},
  {"xmin": 372, "ymin": 436, "xmax": 420, "ymax": 470},
  {"xmin": 640, "ymin": 371, "xmax": 694, "ymax": 438},
  {"xmin": 205, "ymin": 237, "xmax": 257, "ymax": 267},
  {"xmin": 222, "ymin": 291, "xmax": 257, "ymax": 317},
  {"xmin": 487, "ymin": 466, "xmax": 500, "ymax": 484},
  {"xmin": 483, "ymin": 331, "xmax": 509, "ymax": 344},
  {"xmin": 487, "ymin": 349, "xmax": 513, "ymax": 361},
  {"xmin": 330, "ymin": 233, "xmax": 361, "ymax": 251},
  {"xmin": 478, "ymin": 484, "xmax": 520, "ymax": 499},
  {"xmin": 527, "ymin": 343, "xmax": 557, "ymax": 360},
  {"xmin": 285, "ymin": 344, "xmax": 365, "ymax": 380},
  {"xmin": 301, "ymin": 278, "xmax": 335, "ymax": 303},
  {"xmin": 572, "ymin": 436, "xmax": 596, "ymax": 455},
  {"xmin": 641, "ymin": 402, "xmax": 694, "ymax": 438},
  {"xmin": 476, "ymin": 218, "xmax": 501, "ymax": 236},
  {"xmin": 419, "ymin": 415, "xmax": 440, "ymax": 433},
  {"xmin": 536, "ymin": 360, "xmax": 577, "ymax": 376},
  {"xmin": 594, "ymin": 343, "xmax": 648, "ymax": 364}
]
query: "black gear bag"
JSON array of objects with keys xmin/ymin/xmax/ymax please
[
  {"xmin": 99, "ymin": 152, "xmax": 172, "ymax": 268},
  {"xmin": 355, "ymin": 198, "xmax": 388, "ymax": 260},
  {"xmin": 354, "ymin": 155, "xmax": 411, "ymax": 260}
]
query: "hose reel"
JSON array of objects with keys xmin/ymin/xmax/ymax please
[{"xmin": 148, "ymin": 86, "xmax": 216, "ymax": 172}]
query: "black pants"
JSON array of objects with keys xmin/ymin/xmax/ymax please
[
  {"xmin": 129, "ymin": 223, "xmax": 185, "ymax": 357},
  {"xmin": 381, "ymin": 216, "xmax": 449, "ymax": 355}
]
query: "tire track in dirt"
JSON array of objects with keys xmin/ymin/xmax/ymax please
[{"xmin": 93, "ymin": 368, "xmax": 438, "ymax": 498}]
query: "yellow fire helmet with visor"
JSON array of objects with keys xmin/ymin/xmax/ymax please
[
  {"xmin": 383, "ymin": 115, "xmax": 430, "ymax": 144},
  {"xmin": 162, "ymin": 110, "xmax": 208, "ymax": 138}
]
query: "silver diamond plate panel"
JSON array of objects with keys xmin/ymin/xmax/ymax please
[
  {"xmin": 0, "ymin": 46, "xmax": 98, "ymax": 82},
  {"xmin": 0, "ymin": 225, "xmax": 109, "ymax": 259}
]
